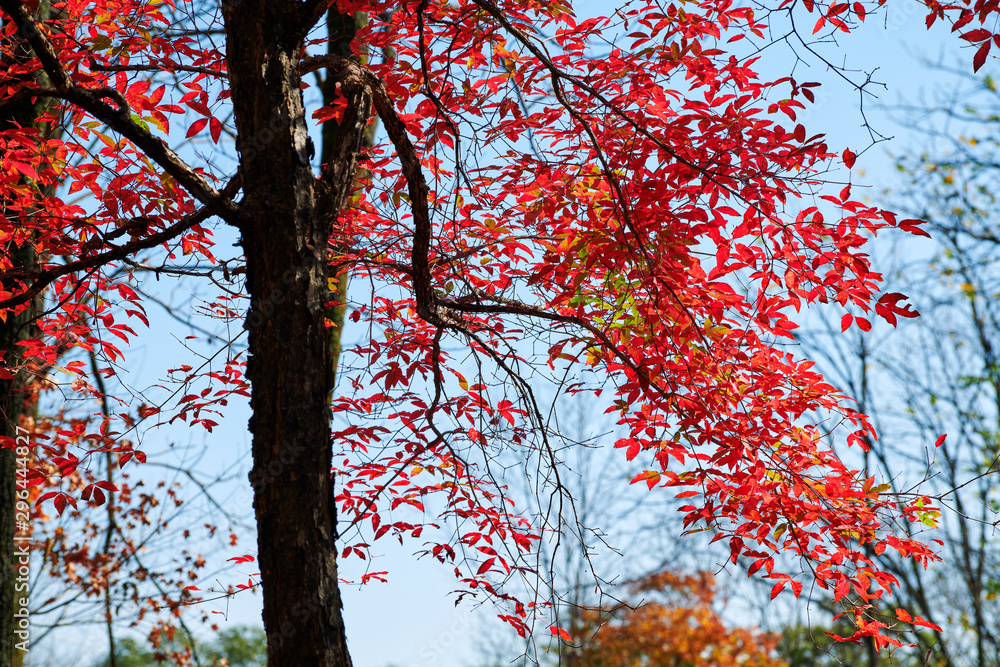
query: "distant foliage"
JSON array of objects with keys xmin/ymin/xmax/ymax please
[{"xmin": 569, "ymin": 570, "xmax": 786, "ymax": 667}]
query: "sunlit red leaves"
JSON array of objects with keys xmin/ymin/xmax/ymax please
[
  {"xmin": 631, "ymin": 469, "xmax": 661, "ymax": 489},
  {"xmin": 5, "ymin": 0, "xmax": 993, "ymax": 651},
  {"xmin": 894, "ymin": 608, "xmax": 942, "ymax": 631},
  {"xmin": 185, "ymin": 117, "xmax": 208, "ymax": 138}
]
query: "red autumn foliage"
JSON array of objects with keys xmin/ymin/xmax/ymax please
[{"xmin": 1, "ymin": 0, "xmax": 992, "ymax": 658}]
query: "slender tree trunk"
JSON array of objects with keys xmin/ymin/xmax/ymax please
[
  {"xmin": 221, "ymin": 4, "xmax": 369, "ymax": 665},
  {"xmin": 0, "ymin": 335, "xmax": 31, "ymax": 667},
  {"xmin": 88, "ymin": 351, "xmax": 118, "ymax": 667},
  {"xmin": 0, "ymin": 241, "xmax": 39, "ymax": 667},
  {"xmin": 0, "ymin": 422, "xmax": 17, "ymax": 667},
  {"xmin": 322, "ymin": 9, "xmax": 370, "ymax": 391}
]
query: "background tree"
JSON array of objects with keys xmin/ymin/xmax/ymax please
[
  {"xmin": 571, "ymin": 569, "xmax": 786, "ymax": 667},
  {"xmin": 469, "ymin": 393, "xmax": 710, "ymax": 665},
  {"xmin": 469, "ymin": 393, "xmax": 789, "ymax": 667},
  {"xmin": 92, "ymin": 625, "xmax": 266, "ymax": 667}
]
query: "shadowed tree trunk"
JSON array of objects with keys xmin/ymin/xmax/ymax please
[
  {"xmin": 1, "ymin": 5, "xmax": 51, "ymax": 665},
  {"xmin": 0, "ymin": 245, "xmax": 37, "ymax": 667},
  {"xmin": 221, "ymin": 3, "xmax": 370, "ymax": 665}
]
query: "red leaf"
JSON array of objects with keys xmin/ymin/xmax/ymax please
[
  {"xmin": 899, "ymin": 219, "xmax": 931, "ymax": 237},
  {"xmin": 894, "ymin": 608, "xmax": 912, "ymax": 623},
  {"xmin": 549, "ymin": 626, "xmax": 572, "ymax": 642},
  {"xmin": 186, "ymin": 117, "xmax": 208, "ymax": 138},
  {"xmin": 960, "ymin": 28, "xmax": 992, "ymax": 41},
  {"xmin": 843, "ymin": 148, "xmax": 857, "ymax": 168},
  {"xmin": 974, "ymin": 40, "xmax": 991, "ymax": 72},
  {"xmin": 148, "ymin": 85, "xmax": 166, "ymax": 107},
  {"xmin": 934, "ymin": 434, "xmax": 947, "ymax": 448},
  {"xmin": 187, "ymin": 99, "xmax": 212, "ymax": 116},
  {"xmin": 210, "ymin": 116, "xmax": 222, "ymax": 144},
  {"xmin": 770, "ymin": 580, "xmax": 787, "ymax": 600},
  {"xmin": 630, "ymin": 470, "xmax": 660, "ymax": 489},
  {"xmin": 841, "ymin": 313, "xmax": 853, "ymax": 332},
  {"xmin": 626, "ymin": 440, "xmax": 641, "ymax": 461},
  {"xmin": 856, "ymin": 316, "xmax": 872, "ymax": 332},
  {"xmin": 912, "ymin": 615, "xmax": 943, "ymax": 632},
  {"xmin": 834, "ymin": 578, "xmax": 850, "ymax": 601}
]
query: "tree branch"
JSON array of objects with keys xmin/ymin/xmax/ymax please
[
  {"xmin": 0, "ymin": 173, "xmax": 243, "ymax": 311},
  {"xmin": 301, "ymin": 54, "xmax": 441, "ymax": 325},
  {"xmin": 0, "ymin": 0, "xmax": 245, "ymax": 227},
  {"xmin": 89, "ymin": 61, "xmax": 226, "ymax": 79}
]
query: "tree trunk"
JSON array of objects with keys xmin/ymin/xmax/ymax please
[
  {"xmin": 221, "ymin": 4, "xmax": 369, "ymax": 665},
  {"xmin": 0, "ymin": 240, "xmax": 39, "ymax": 667},
  {"xmin": 322, "ymin": 9, "xmax": 370, "ymax": 392},
  {"xmin": 0, "ymin": 306, "xmax": 34, "ymax": 667},
  {"xmin": 0, "ymin": 6, "xmax": 49, "ymax": 663}
]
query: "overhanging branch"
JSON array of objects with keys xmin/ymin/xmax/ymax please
[
  {"xmin": 0, "ymin": 0, "xmax": 245, "ymax": 227},
  {"xmin": 0, "ymin": 174, "xmax": 243, "ymax": 311}
]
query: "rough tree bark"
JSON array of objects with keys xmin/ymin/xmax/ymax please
[
  {"xmin": 0, "ymin": 6, "xmax": 49, "ymax": 665},
  {"xmin": 0, "ymin": 250, "xmax": 36, "ymax": 667},
  {"xmin": 221, "ymin": 3, "xmax": 370, "ymax": 665}
]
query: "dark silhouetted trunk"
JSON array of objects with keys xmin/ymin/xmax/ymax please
[
  {"xmin": 221, "ymin": 4, "xmax": 369, "ymax": 665},
  {"xmin": 1, "ymin": 6, "xmax": 49, "ymax": 665}
]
